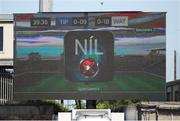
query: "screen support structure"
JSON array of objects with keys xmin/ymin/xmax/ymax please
[
  {"xmin": 85, "ymin": 12, "xmax": 97, "ymax": 109},
  {"xmin": 86, "ymin": 100, "xmax": 96, "ymax": 109}
]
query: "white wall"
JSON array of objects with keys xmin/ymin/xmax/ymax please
[
  {"xmin": 58, "ymin": 112, "xmax": 124, "ymax": 121},
  {"xmin": 0, "ymin": 23, "xmax": 13, "ymax": 60}
]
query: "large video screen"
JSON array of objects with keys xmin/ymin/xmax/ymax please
[{"xmin": 14, "ymin": 12, "xmax": 166, "ymax": 100}]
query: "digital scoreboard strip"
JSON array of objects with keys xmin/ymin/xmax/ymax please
[
  {"xmin": 14, "ymin": 12, "xmax": 166, "ymax": 100},
  {"xmin": 15, "ymin": 14, "xmax": 130, "ymax": 27},
  {"xmin": 30, "ymin": 16, "xmax": 127, "ymax": 27}
]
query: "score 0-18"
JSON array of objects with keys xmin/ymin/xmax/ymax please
[{"xmin": 95, "ymin": 17, "xmax": 111, "ymax": 26}]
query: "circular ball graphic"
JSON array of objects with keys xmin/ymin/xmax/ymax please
[{"xmin": 80, "ymin": 58, "xmax": 99, "ymax": 78}]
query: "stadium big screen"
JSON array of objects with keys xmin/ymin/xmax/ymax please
[{"xmin": 14, "ymin": 12, "xmax": 166, "ymax": 100}]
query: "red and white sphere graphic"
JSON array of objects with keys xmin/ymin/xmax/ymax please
[{"xmin": 80, "ymin": 58, "xmax": 98, "ymax": 77}]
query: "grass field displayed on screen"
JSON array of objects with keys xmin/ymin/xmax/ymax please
[{"xmin": 14, "ymin": 12, "xmax": 166, "ymax": 100}]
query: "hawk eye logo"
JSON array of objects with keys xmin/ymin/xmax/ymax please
[
  {"xmin": 64, "ymin": 31, "xmax": 114, "ymax": 82},
  {"xmin": 80, "ymin": 58, "xmax": 99, "ymax": 78}
]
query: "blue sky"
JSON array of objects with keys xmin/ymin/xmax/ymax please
[{"xmin": 0, "ymin": 0, "xmax": 180, "ymax": 81}]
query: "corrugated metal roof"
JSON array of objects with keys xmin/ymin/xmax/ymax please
[
  {"xmin": 167, "ymin": 80, "xmax": 180, "ymax": 86},
  {"xmin": 140, "ymin": 102, "xmax": 180, "ymax": 110},
  {"xmin": 0, "ymin": 14, "xmax": 13, "ymax": 21}
]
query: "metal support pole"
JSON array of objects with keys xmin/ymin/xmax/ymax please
[
  {"xmin": 86, "ymin": 100, "xmax": 96, "ymax": 109},
  {"xmin": 84, "ymin": 12, "xmax": 97, "ymax": 109},
  {"xmin": 156, "ymin": 111, "xmax": 158, "ymax": 121},
  {"xmin": 137, "ymin": 106, "xmax": 142, "ymax": 120},
  {"xmin": 61, "ymin": 100, "xmax": 64, "ymax": 104},
  {"xmin": 39, "ymin": 0, "xmax": 53, "ymax": 12},
  {"xmin": 174, "ymin": 50, "xmax": 176, "ymax": 81}
]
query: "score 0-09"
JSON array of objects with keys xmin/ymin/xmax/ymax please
[{"xmin": 72, "ymin": 17, "xmax": 88, "ymax": 26}]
